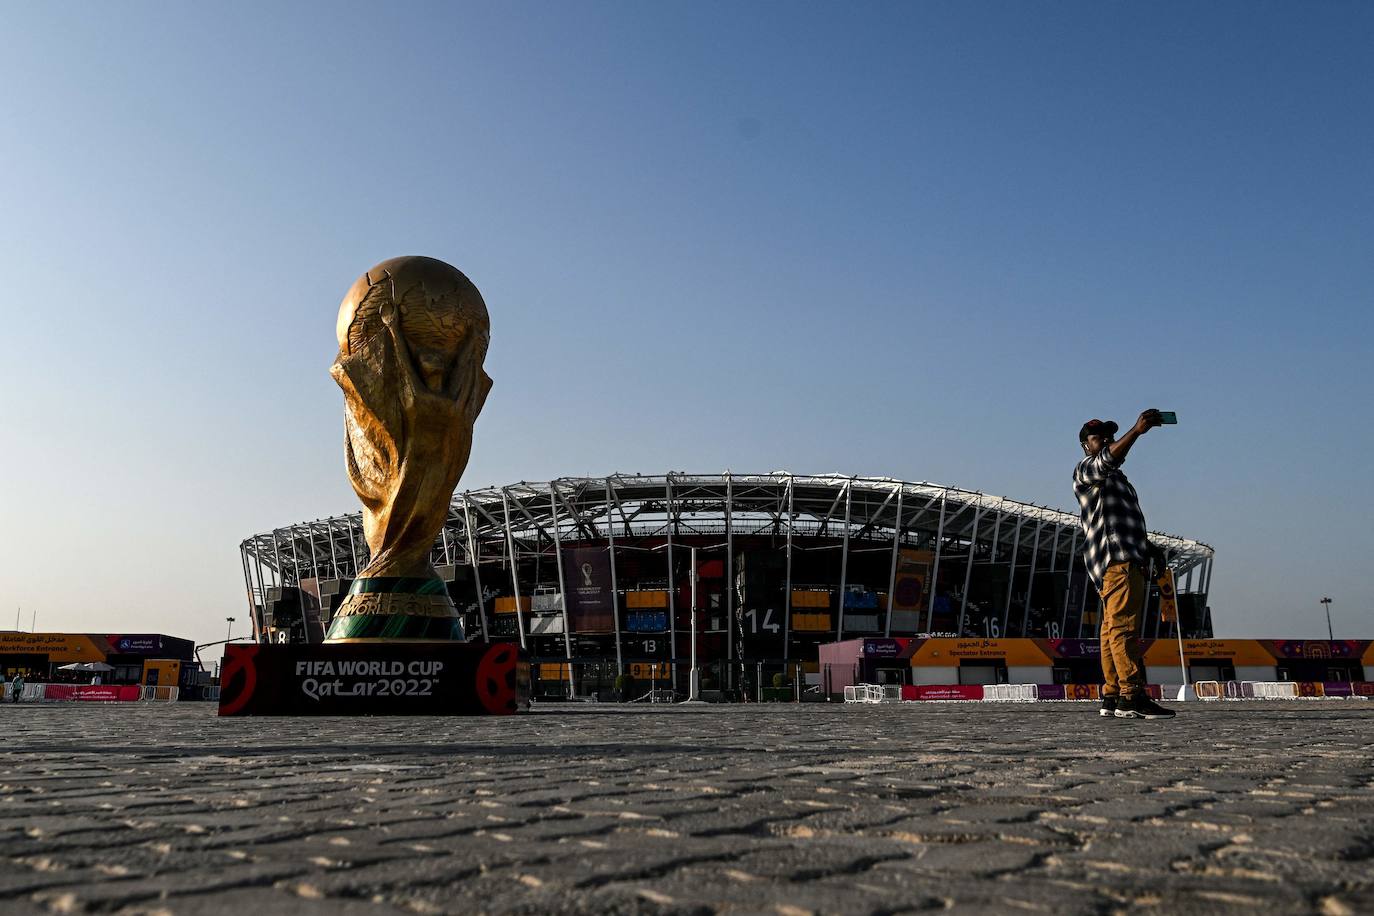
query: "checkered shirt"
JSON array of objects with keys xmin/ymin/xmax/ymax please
[{"xmin": 1073, "ymin": 447, "xmax": 1150, "ymax": 591}]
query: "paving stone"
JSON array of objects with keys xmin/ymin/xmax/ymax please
[{"xmin": 0, "ymin": 701, "xmax": 1370, "ymax": 914}]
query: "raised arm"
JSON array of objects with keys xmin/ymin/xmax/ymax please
[
  {"xmin": 1108, "ymin": 409, "xmax": 1164, "ymax": 464},
  {"xmin": 1075, "ymin": 409, "xmax": 1164, "ymax": 485}
]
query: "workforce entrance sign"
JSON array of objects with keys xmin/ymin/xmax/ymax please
[{"xmin": 218, "ymin": 642, "xmax": 528, "ymax": 716}]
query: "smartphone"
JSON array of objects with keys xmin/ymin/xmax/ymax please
[{"xmin": 1158, "ymin": 411, "xmax": 1178, "ymax": 424}]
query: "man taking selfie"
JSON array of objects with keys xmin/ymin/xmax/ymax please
[{"xmin": 1074, "ymin": 410, "xmax": 1176, "ymax": 720}]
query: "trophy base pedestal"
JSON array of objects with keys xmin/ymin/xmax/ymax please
[
  {"xmin": 217, "ymin": 641, "xmax": 527, "ymax": 716},
  {"xmin": 325, "ymin": 580, "xmax": 465, "ymax": 641}
]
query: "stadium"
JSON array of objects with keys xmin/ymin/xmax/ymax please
[{"xmin": 239, "ymin": 471, "xmax": 1219, "ymax": 699}]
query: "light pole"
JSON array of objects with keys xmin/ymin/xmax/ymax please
[
  {"xmin": 226, "ymin": 617, "xmax": 236, "ymax": 643},
  {"xmin": 1319, "ymin": 598, "xmax": 1333, "ymax": 641}
]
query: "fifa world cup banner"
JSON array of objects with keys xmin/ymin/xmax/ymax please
[
  {"xmin": 561, "ymin": 547, "xmax": 615, "ymax": 632},
  {"xmin": 218, "ymin": 643, "xmax": 528, "ymax": 716}
]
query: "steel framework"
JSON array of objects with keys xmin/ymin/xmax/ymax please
[{"xmin": 240, "ymin": 471, "xmax": 1215, "ymax": 648}]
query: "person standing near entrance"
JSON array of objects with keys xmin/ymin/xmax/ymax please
[{"xmin": 1074, "ymin": 411, "xmax": 1176, "ymax": 720}]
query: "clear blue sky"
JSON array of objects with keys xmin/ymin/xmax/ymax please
[{"xmin": 2, "ymin": 1, "xmax": 1370, "ymax": 648}]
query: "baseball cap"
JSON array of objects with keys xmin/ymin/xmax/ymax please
[{"xmin": 1078, "ymin": 419, "xmax": 1119, "ymax": 443}]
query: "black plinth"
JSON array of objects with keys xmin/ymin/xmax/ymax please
[{"xmin": 218, "ymin": 642, "xmax": 528, "ymax": 716}]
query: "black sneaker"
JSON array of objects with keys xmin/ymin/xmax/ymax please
[
  {"xmin": 1114, "ymin": 694, "xmax": 1176, "ymax": 719},
  {"xmin": 1099, "ymin": 696, "xmax": 1117, "ymax": 718}
]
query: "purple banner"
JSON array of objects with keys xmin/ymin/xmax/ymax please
[
  {"xmin": 1045, "ymin": 638, "xmax": 1100, "ymax": 659},
  {"xmin": 109, "ymin": 634, "xmax": 163, "ymax": 654},
  {"xmin": 1035, "ymin": 684, "xmax": 1066, "ymax": 700},
  {"xmin": 561, "ymin": 548, "xmax": 615, "ymax": 633},
  {"xmin": 1321, "ymin": 681, "xmax": 1353, "ymax": 697}
]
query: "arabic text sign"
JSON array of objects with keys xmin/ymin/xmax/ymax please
[
  {"xmin": 904, "ymin": 684, "xmax": 985, "ymax": 701},
  {"xmin": 42, "ymin": 684, "xmax": 142, "ymax": 702},
  {"xmin": 0, "ymin": 633, "xmax": 108, "ymax": 662}
]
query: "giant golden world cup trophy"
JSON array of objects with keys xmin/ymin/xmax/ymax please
[{"xmin": 324, "ymin": 256, "xmax": 493, "ymax": 642}]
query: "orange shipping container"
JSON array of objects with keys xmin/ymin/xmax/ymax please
[
  {"xmin": 791, "ymin": 590, "xmax": 830, "ymax": 609},
  {"xmin": 792, "ymin": 613, "xmax": 832, "ymax": 632},
  {"xmin": 494, "ymin": 596, "xmax": 532, "ymax": 614}
]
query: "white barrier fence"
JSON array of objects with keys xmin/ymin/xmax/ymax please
[
  {"xmin": 141, "ymin": 686, "xmax": 180, "ymax": 702},
  {"xmin": 840, "ymin": 680, "xmax": 1368, "ymax": 705},
  {"xmin": 2, "ymin": 683, "xmax": 179, "ymax": 703},
  {"xmin": 843, "ymin": 684, "xmax": 902, "ymax": 704},
  {"xmin": 1250, "ymin": 681, "xmax": 1299, "ymax": 699},
  {"xmin": 982, "ymin": 684, "xmax": 1038, "ymax": 702},
  {"xmin": 1192, "ymin": 681, "xmax": 1363, "ymax": 703}
]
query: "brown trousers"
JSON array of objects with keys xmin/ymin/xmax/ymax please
[{"xmin": 1099, "ymin": 561, "xmax": 1147, "ymax": 699}]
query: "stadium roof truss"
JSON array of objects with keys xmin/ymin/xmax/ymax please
[{"xmin": 240, "ymin": 472, "xmax": 1215, "ymax": 631}]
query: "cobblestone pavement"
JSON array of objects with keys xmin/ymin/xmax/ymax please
[{"xmin": 2, "ymin": 702, "xmax": 1372, "ymax": 916}]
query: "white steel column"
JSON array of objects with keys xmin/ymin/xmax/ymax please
[
  {"xmin": 270, "ymin": 530, "xmax": 283, "ymax": 588},
  {"xmin": 835, "ymin": 479, "xmax": 854, "ymax": 638},
  {"xmin": 924, "ymin": 493, "xmax": 947, "ymax": 633},
  {"xmin": 1001, "ymin": 517, "xmax": 1023, "ymax": 635},
  {"xmin": 325, "ymin": 519, "xmax": 340, "ymax": 580},
  {"xmin": 290, "ymin": 531, "xmax": 305, "ymax": 592},
  {"xmin": 605, "ymin": 478, "xmax": 623, "ymax": 673},
  {"xmin": 664, "ymin": 474, "xmax": 678, "ymax": 694},
  {"xmin": 500, "ymin": 489, "xmax": 527, "ymax": 650},
  {"xmin": 1059, "ymin": 530, "xmax": 1078, "ymax": 637},
  {"xmin": 782, "ymin": 475, "xmax": 796, "ymax": 660},
  {"xmin": 689, "ymin": 545, "xmax": 700, "ymax": 700},
  {"xmin": 239, "ymin": 548, "xmax": 259, "ymax": 638},
  {"xmin": 252, "ymin": 548, "xmax": 273, "ymax": 637},
  {"xmin": 462, "ymin": 498, "xmax": 489, "ymax": 642},
  {"xmin": 724, "ymin": 472, "xmax": 734, "ymax": 676},
  {"xmin": 346, "ymin": 518, "xmax": 361, "ymax": 577},
  {"xmin": 304, "ymin": 525, "xmax": 320, "ymax": 642},
  {"xmin": 958, "ymin": 508, "xmax": 983, "ymax": 636},
  {"xmin": 1020, "ymin": 520, "xmax": 1044, "ymax": 635},
  {"xmin": 548, "ymin": 483, "xmax": 577, "ymax": 697},
  {"xmin": 884, "ymin": 485, "xmax": 904, "ymax": 637},
  {"xmin": 988, "ymin": 509, "xmax": 1004, "ymax": 564}
]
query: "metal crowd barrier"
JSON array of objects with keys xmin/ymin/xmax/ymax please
[
  {"xmin": 1247, "ymin": 681, "xmax": 1300, "ymax": 699},
  {"xmin": 140, "ymin": 686, "xmax": 180, "ymax": 702},
  {"xmin": 982, "ymin": 684, "xmax": 1037, "ymax": 702},
  {"xmin": 1193, "ymin": 680, "xmax": 1222, "ymax": 700},
  {"xmin": 843, "ymin": 684, "xmax": 901, "ymax": 704},
  {"xmin": 3, "ymin": 683, "xmax": 181, "ymax": 703},
  {"xmin": 844, "ymin": 680, "xmax": 1370, "ymax": 705}
]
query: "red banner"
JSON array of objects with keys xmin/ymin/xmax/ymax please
[
  {"xmin": 904, "ymin": 684, "xmax": 984, "ymax": 701},
  {"xmin": 42, "ymin": 684, "xmax": 142, "ymax": 702}
]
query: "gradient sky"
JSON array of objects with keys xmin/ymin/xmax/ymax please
[{"xmin": 2, "ymin": 1, "xmax": 1370, "ymax": 650}]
